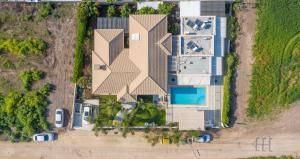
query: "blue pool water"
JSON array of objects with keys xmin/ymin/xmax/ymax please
[{"xmin": 170, "ymin": 87, "xmax": 206, "ymax": 105}]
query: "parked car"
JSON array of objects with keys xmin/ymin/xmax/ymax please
[
  {"xmin": 32, "ymin": 133, "xmax": 54, "ymax": 142},
  {"xmin": 82, "ymin": 107, "xmax": 90, "ymax": 125},
  {"xmin": 55, "ymin": 108, "xmax": 64, "ymax": 128},
  {"xmin": 194, "ymin": 133, "xmax": 212, "ymax": 143}
]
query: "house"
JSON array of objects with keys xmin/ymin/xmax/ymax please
[{"xmin": 92, "ymin": 15, "xmax": 171, "ymax": 104}]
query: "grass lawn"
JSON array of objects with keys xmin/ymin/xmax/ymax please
[{"xmin": 248, "ymin": 0, "xmax": 300, "ymax": 118}]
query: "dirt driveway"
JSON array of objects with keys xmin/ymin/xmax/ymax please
[{"xmin": 45, "ymin": 15, "xmax": 76, "ymax": 129}]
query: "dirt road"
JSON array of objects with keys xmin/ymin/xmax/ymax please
[
  {"xmin": 233, "ymin": 3, "xmax": 255, "ymax": 126},
  {"xmin": 0, "ymin": 126, "xmax": 300, "ymax": 159}
]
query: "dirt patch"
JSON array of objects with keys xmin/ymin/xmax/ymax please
[{"xmin": 0, "ymin": 3, "xmax": 76, "ymax": 129}]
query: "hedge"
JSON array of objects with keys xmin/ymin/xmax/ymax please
[
  {"xmin": 72, "ymin": 1, "xmax": 98, "ymax": 82},
  {"xmin": 222, "ymin": 53, "xmax": 238, "ymax": 126}
]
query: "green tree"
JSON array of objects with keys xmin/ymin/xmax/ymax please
[
  {"xmin": 107, "ymin": 5, "xmax": 116, "ymax": 17},
  {"xmin": 157, "ymin": 3, "xmax": 174, "ymax": 15},
  {"xmin": 120, "ymin": 3, "xmax": 132, "ymax": 17},
  {"xmin": 136, "ymin": 6, "xmax": 156, "ymax": 14}
]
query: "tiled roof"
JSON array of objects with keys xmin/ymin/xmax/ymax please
[
  {"xmin": 95, "ymin": 29, "xmax": 123, "ymax": 42},
  {"xmin": 130, "ymin": 14, "xmax": 166, "ymax": 31},
  {"xmin": 92, "ymin": 15, "xmax": 171, "ymax": 102}
]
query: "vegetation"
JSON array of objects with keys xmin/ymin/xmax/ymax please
[
  {"xmin": 36, "ymin": 3, "xmax": 53, "ymax": 21},
  {"xmin": 94, "ymin": 96, "xmax": 121, "ymax": 131},
  {"xmin": 94, "ymin": 97, "xmax": 166, "ymax": 136},
  {"xmin": 157, "ymin": 3, "xmax": 174, "ymax": 15},
  {"xmin": 248, "ymin": 0, "xmax": 300, "ymax": 118},
  {"xmin": 106, "ymin": 0, "xmax": 116, "ymax": 3},
  {"xmin": 136, "ymin": 6, "xmax": 157, "ymax": 14},
  {"xmin": 120, "ymin": 3, "xmax": 132, "ymax": 17},
  {"xmin": 77, "ymin": 76, "xmax": 92, "ymax": 89},
  {"xmin": 168, "ymin": 23, "xmax": 180, "ymax": 35},
  {"xmin": 19, "ymin": 69, "xmax": 44, "ymax": 90},
  {"xmin": 124, "ymin": 100, "xmax": 165, "ymax": 127},
  {"xmin": 107, "ymin": 5, "xmax": 116, "ymax": 17},
  {"xmin": 0, "ymin": 38, "xmax": 47, "ymax": 56},
  {"xmin": 73, "ymin": 0, "xmax": 98, "ymax": 82},
  {"xmin": 0, "ymin": 73, "xmax": 53, "ymax": 142},
  {"xmin": 222, "ymin": 53, "xmax": 239, "ymax": 126},
  {"xmin": 3, "ymin": 59, "xmax": 15, "ymax": 70},
  {"xmin": 227, "ymin": 16, "xmax": 239, "ymax": 41}
]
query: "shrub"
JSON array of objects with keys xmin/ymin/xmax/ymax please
[
  {"xmin": 227, "ymin": 16, "xmax": 239, "ymax": 41},
  {"xmin": 157, "ymin": 3, "xmax": 174, "ymax": 15},
  {"xmin": 3, "ymin": 59, "xmax": 15, "ymax": 69},
  {"xmin": 136, "ymin": 6, "xmax": 156, "ymax": 14},
  {"xmin": 107, "ymin": 5, "xmax": 116, "ymax": 17},
  {"xmin": 36, "ymin": 3, "xmax": 53, "ymax": 21},
  {"xmin": 0, "ymin": 89, "xmax": 51, "ymax": 141},
  {"xmin": 106, "ymin": 0, "xmax": 116, "ymax": 3},
  {"xmin": 222, "ymin": 53, "xmax": 238, "ymax": 126},
  {"xmin": 19, "ymin": 69, "xmax": 44, "ymax": 90},
  {"xmin": 77, "ymin": 76, "xmax": 91, "ymax": 88},
  {"xmin": 120, "ymin": 3, "xmax": 132, "ymax": 17},
  {"xmin": 0, "ymin": 38, "xmax": 47, "ymax": 56},
  {"xmin": 168, "ymin": 23, "xmax": 180, "ymax": 35},
  {"xmin": 39, "ymin": 83, "xmax": 54, "ymax": 96}
]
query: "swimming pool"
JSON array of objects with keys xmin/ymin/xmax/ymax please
[{"xmin": 170, "ymin": 87, "xmax": 206, "ymax": 105}]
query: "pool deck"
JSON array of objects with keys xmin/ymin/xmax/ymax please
[{"xmin": 166, "ymin": 84, "xmax": 223, "ymax": 129}]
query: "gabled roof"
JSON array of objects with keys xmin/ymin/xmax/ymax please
[
  {"xmin": 95, "ymin": 29, "xmax": 123, "ymax": 42},
  {"xmin": 130, "ymin": 14, "xmax": 166, "ymax": 31}
]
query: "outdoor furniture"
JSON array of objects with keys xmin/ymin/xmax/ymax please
[
  {"xmin": 186, "ymin": 20, "xmax": 195, "ymax": 28},
  {"xmin": 192, "ymin": 46, "xmax": 199, "ymax": 52},
  {"xmin": 193, "ymin": 24, "xmax": 199, "ymax": 30}
]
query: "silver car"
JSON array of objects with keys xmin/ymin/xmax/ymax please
[
  {"xmin": 32, "ymin": 133, "xmax": 54, "ymax": 142},
  {"xmin": 55, "ymin": 108, "xmax": 64, "ymax": 128}
]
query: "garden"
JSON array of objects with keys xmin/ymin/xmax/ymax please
[{"xmin": 248, "ymin": 0, "xmax": 300, "ymax": 119}]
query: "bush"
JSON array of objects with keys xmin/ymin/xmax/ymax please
[
  {"xmin": 39, "ymin": 83, "xmax": 54, "ymax": 96},
  {"xmin": 3, "ymin": 59, "xmax": 15, "ymax": 69},
  {"xmin": 136, "ymin": 6, "xmax": 156, "ymax": 14},
  {"xmin": 222, "ymin": 53, "xmax": 238, "ymax": 126},
  {"xmin": 227, "ymin": 16, "xmax": 239, "ymax": 41},
  {"xmin": 0, "ymin": 38, "xmax": 47, "ymax": 56},
  {"xmin": 168, "ymin": 23, "xmax": 180, "ymax": 35},
  {"xmin": 19, "ymin": 69, "xmax": 44, "ymax": 90},
  {"xmin": 36, "ymin": 3, "xmax": 53, "ymax": 21},
  {"xmin": 0, "ymin": 90, "xmax": 51, "ymax": 141},
  {"xmin": 107, "ymin": 5, "xmax": 116, "ymax": 17},
  {"xmin": 72, "ymin": 0, "xmax": 98, "ymax": 82},
  {"xmin": 120, "ymin": 3, "xmax": 132, "ymax": 17},
  {"xmin": 157, "ymin": 3, "xmax": 174, "ymax": 15}
]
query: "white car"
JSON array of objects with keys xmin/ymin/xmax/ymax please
[
  {"xmin": 32, "ymin": 133, "xmax": 54, "ymax": 142},
  {"xmin": 55, "ymin": 109, "xmax": 64, "ymax": 128},
  {"xmin": 82, "ymin": 107, "xmax": 91, "ymax": 125}
]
